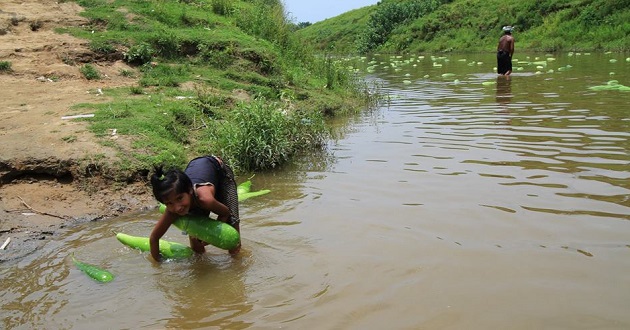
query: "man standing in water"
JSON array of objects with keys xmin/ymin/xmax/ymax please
[{"xmin": 497, "ymin": 26, "xmax": 515, "ymax": 76}]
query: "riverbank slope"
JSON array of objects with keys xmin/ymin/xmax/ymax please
[{"xmin": 0, "ymin": 0, "xmax": 159, "ymax": 261}]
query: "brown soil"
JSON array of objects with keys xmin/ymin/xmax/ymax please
[{"xmin": 0, "ymin": 0, "xmax": 155, "ymax": 261}]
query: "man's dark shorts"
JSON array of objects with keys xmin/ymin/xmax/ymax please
[{"xmin": 497, "ymin": 50, "xmax": 512, "ymax": 74}]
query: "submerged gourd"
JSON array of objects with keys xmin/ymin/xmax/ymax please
[{"xmin": 116, "ymin": 232, "xmax": 193, "ymax": 259}]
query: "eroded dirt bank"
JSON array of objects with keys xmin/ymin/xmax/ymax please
[{"xmin": 0, "ymin": 0, "xmax": 153, "ymax": 261}]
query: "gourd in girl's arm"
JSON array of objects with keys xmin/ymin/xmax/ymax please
[{"xmin": 157, "ymin": 204, "xmax": 240, "ymax": 251}]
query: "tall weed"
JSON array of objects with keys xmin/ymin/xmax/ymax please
[
  {"xmin": 209, "ymin": 98, "xmax": 328, "ymax": 171},
  {"xmin": 235, "ymin": 0, "xmax": 290, "ymax": 47},
  {"xmin": 212, "ymin": 0, "xmax": 234, "ymax": 16}
]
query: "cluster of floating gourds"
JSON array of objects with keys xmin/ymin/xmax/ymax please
[
  {"xmin": 339, "ymin": 53, "xmax": 628, "ymax": 90},
  {"xmin": 72, "ymin": 179, "xmax": 270, "ymax": 283}
]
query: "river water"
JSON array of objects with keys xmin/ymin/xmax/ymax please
[{"xmin": 1, "ymin": 52, "xmax": 629, "ymax": 329}]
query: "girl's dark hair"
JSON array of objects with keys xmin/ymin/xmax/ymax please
[{"xmin": 150, "ymin": 165, "xmax": 193, "ymax": 203}]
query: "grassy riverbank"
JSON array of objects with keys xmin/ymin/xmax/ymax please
[
  {"xmin": 57, "ymin": 0, "xmax": 377, "ymax": 178},
  {"xmin": 296, "ymin": 0, "xmax": 630, "ymax": 54}
]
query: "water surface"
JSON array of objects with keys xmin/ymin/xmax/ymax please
[{"xmin": 2, "ymin": 52, "xmax": 629, "ymax": 329}]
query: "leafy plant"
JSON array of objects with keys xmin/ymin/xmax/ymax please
[
  {"xmin": 124, "ymin": 42, "xmax": 154, "ymax": 65},
  {"xmin": 129, "ymin": 85, "xmax": 144, "ymax": 94},
  {"xmin": 211, "ymin": 0, "xmax": 234, "ymax": 16},
  {"xmin": 198, "ymin": 43, "xmax": 235, "ymax": 69},
  {"xmin": 0, "ymin": 61, "xmax": 12, "ymax": 72},
  {"xmin": 80, "ymin": 64, "xmax": 101, "ymax": 80},
  {"xmin": 89, "ymin": 40, "xmax": 116, "ymax": 54}
]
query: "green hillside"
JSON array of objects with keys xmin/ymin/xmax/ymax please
[
  {"xmin": 55, "ymin": 0, "xmax": 375, "ymax": 176},
  {"xmin": 296, "ymin": 0, "xmax": 630, "ymax": 53},
  {"xmin": 292, "ymin": 6, "xmax": 375, "ymax": 54}
]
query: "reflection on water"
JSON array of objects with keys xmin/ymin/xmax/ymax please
[
  {"xmin": 495, "ymin": 76, "xmax": 512, "ymax": 105},
  {"xmin": 1, "ymin": 52, "xmax": 629, "ymax": 329}
]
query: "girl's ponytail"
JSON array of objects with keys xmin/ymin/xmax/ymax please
[{"xmin": 150, "ymin": 165, "xmax": 192, "ymax": 203}]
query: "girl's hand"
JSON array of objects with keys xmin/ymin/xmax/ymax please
[
  {"xmin": 229, "ymin": 243, "xmax": 241, "ymax": 255},
  {"xmin": 217, "ymin": 214, "xmax": 230, "ymax": 223}
]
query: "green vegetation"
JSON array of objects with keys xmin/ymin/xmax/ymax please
[
  {"xmin": 60, "ymin": 0, "xmax": 376, "ymax": 179},
  {"xmin": 297, "ymin": 0, "xmax": 630, "ymax": 53},
  {"xmin": 62, "ymin": 135, "xmax": 78, "ymax": 143},
  {"xmin": 0, "ymin": 61, "xmax": 12, "ymax": 72},
  {"xmin": 80, "ymin": 64, "xmax": 101, "ymax": 80},
  {"xmin": 357, "ymin": 0, "xmax": 445, "ymax": 54},
  {"xmin": 292, "ymin": 6, "xmax": 374, "ymax": 54},
  {"xmin": 209, "ymin": 98, "xmax": 328, "ymax": 171}
]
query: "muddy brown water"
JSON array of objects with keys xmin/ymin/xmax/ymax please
[{"xmin": 1, "ymin": 52, "xmax": 629, "ymax": 329}]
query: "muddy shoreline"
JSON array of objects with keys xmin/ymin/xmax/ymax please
[
  {"xmin": 0, "ymin": 0, "xmax": 151, "ymax": 262},
  {"xmin": 0, "ymin": 163, "xmax": 156, "ymax": 262}
]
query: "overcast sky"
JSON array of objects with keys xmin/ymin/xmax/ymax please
[{"xmin": 282, "ymin": 0, "xmax": 380, "ymax": 23}]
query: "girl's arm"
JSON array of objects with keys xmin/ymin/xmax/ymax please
[
  {"xmin": 149, "ymin": 211, "xmax": 177, "ymax": 262},
  {"xmin": 195, "ymin": 185, "xmax": 231, "ymax": 223},
  {"xmin": 197, "ymin": 184, "xmax": 241, "ymax": 254}
]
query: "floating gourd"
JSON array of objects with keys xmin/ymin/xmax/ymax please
[
  {"xmin": 588, "ymin": 80, "xmax": 630, "ymax": 91},
  {"xmin": 72, "ymin": 254, "xmax": 115, "ymax": 283},
  {"xmin": 237, "ymin": 180, "xmax": 271, "ymax": 201},
  {"xmin": 239, "ymin": 189, "xmax": 271, "ymax": 201},
  {"xmin": 237, "ymin": 180, "xmax": 252, "ymax": 195}
]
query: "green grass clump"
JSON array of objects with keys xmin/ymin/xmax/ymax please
[
  {"xmin": 0, "ymin": 61, "xmax": 12, "ymax": 72},
  {"xmin": 138, "ymin": 63, "xmax": 190, "ymax": 87},
  {"xmin": 124, "ymin": 42, "xmax": 154, "ymax": 65},
  {"xmin": 119, "ymin": 69, "xmax": 135, "ymax": 77},
  {"xmin": 80, "ymin": 64, "xmax": 101, "ymax": 80},
  {"xmin": 208, "ymin": 98, "xmax": 329, "ymax": 172}
]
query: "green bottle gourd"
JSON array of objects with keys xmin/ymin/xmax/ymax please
[
  {"xmin": 116, "ymin": 232, "xmax": 193, "ymax": 259},
  {"xmin": 158, "ymin": 204, "xmax": 240, "ymax": 251},
  {"xmin": 237, "ymin": 180, "xmax": 271, "ymax": 201},
  {"xmin": 72, "ymin": 254, "xmax": 115, "ymax": 283}
]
